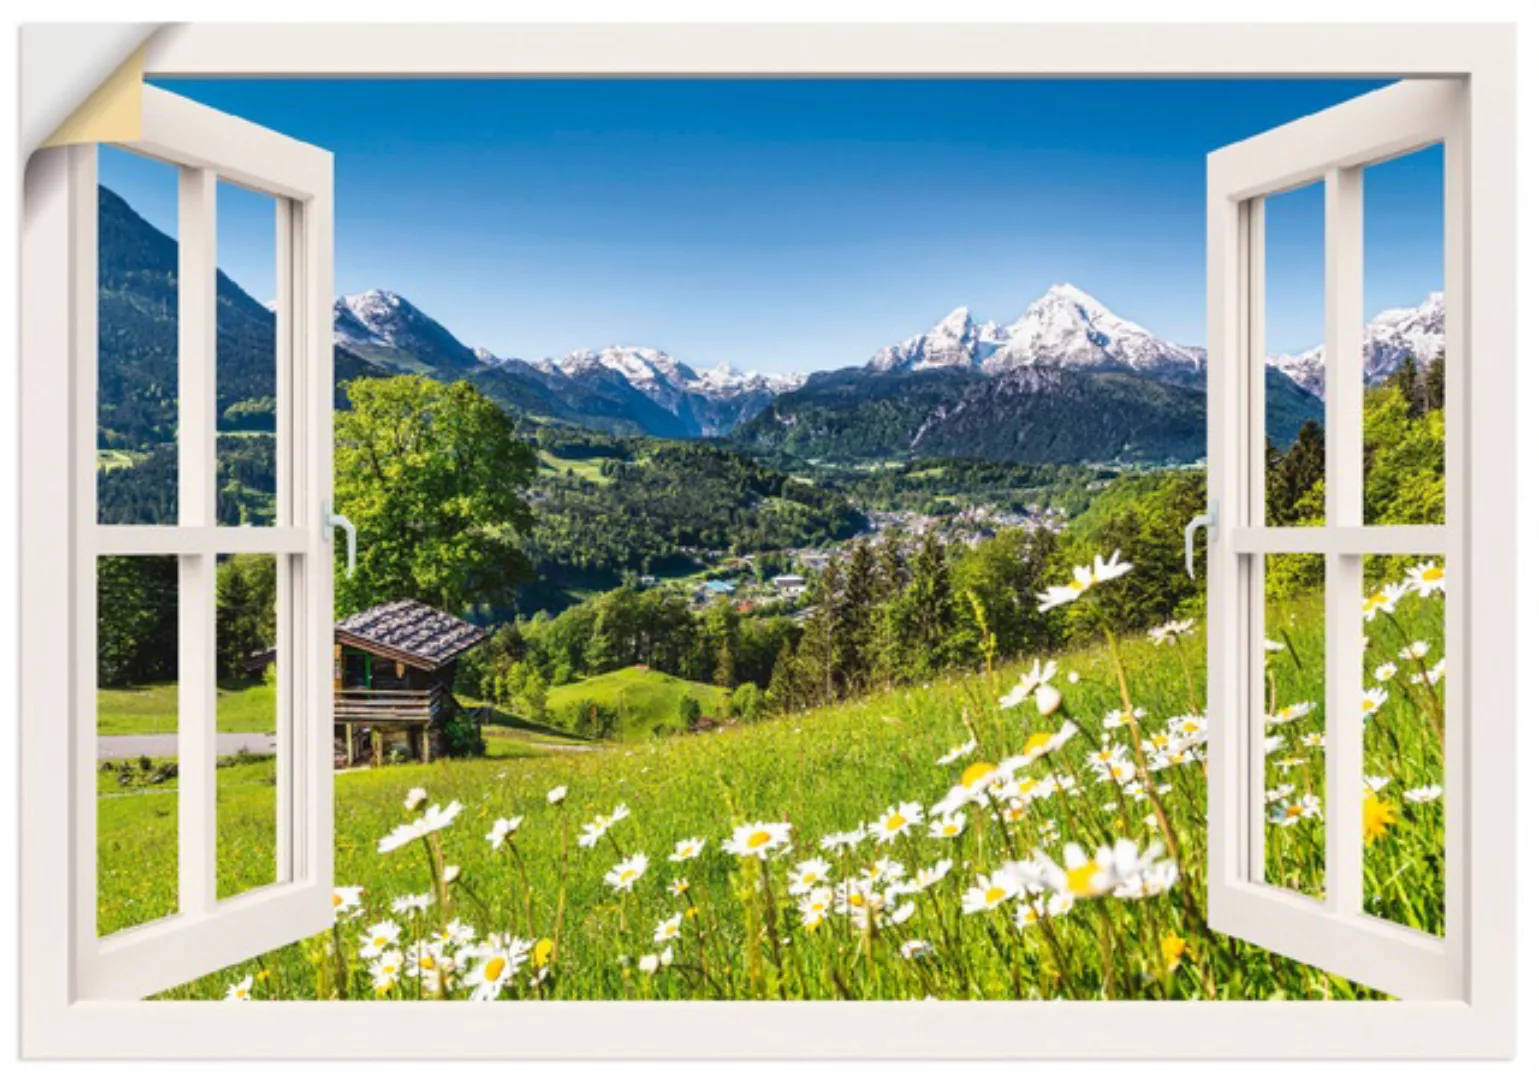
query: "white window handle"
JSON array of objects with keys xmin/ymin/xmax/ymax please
[
  {"xmin": 323, "ymin": 499, "xmax": 357, "ymax": 579},
  {"xmin": 1183, "ymin": 500, "xmax": 1218, "ymax": 580}
]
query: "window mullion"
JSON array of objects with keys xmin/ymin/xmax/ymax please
[
  {"xmin": 1323, "ymin": 164, "xmax": 1365, "ymax": 918},
  {"xmin": 176, "ymin": 166, "xmax": 219, "ymax": 918}
]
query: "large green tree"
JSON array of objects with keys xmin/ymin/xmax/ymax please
[{"xmin": 334, "ymin": 376, "xmax": 537, "ymax": 615}]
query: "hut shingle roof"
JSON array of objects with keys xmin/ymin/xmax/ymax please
[{"xmin": 335, "ymin": 600, "xmax": 487, "ymax": 670}]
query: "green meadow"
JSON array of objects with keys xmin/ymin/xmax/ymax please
[{"xmin": 93, "ymin": 558, "xmax": 1447, "ymax": 1003}]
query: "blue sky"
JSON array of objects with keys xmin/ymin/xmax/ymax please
[{"xmin": 106, "ymin": 79, "xmax": 1444, "ymax": 372}]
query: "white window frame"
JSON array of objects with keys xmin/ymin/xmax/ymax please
[
  {"xmin": 17, "ymin": 22, "xmax": 1515, "ymax": 1060},
  {"xmin": 1205, "ymin": 79, "xmax": 1470, "ymax": 1002},
  {"xmin": 23, "ymin": 86, "xmax": 337, "ymax": 1005}
]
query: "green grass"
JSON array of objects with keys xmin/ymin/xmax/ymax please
[
  {"xmin": 537, "ymin": 449, "xmax": 614, "ymax": 486},
  {"xmin": 97, "ymin": 680, "xmax": 278, "ymax": 737},
  {"xmin": 546, "ymin": 666, "xmax": 730, "ymax": 740},
  {"xmin": 99, "ymin": 569, "xmax": 1446, "ymax": 1003}
]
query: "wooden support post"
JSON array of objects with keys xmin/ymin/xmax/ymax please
[{"xmin": 344, "ymin": 722, "xmax": 354, "ymax": 767}]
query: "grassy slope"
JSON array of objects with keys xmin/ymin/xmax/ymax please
[
  {"xmin": 97, "ymin": 680, "xmax": 277, "ymax": 736},
  {"xmin": 546, "ymin": 666, "xmax": 730, "ymax": 739},
  {"xmin": 103, "ymin": 584, "xmax": 1444, "ymax": 1001}
]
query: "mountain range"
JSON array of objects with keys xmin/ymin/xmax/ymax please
[
  {"xmin": 333, "ymin": 289, "xmax": 802, "ymax": 439},
  {"xmin": 96, "ymin": 183, "xmax": 1439, "ymax": 469}
]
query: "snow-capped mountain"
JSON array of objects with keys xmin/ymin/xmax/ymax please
[
  {"xmin": 330, "ymin": 291, "xmax": 805, "ymax": 437},
  {"xmin": 1267, "ymin": 291, "xmax": 1445, "ymax": 398},
  {"xmin": 869, "ymin": 306, "xmax": 1007, "ymax": 372},
  {"xmin": 867, "ymin": 284, "xmax": 1204, "ymax": 379},
  {"xmin": 333, "ymin": 289, "xmax": 481, "ymax": 372},
  {"xmin": 688, "ymin": 361, "xmax": 806, "ymax": 399}
]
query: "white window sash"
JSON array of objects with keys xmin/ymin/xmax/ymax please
[
  {"xmin": 62, "ymin": 86, "xmax": 336, "ymax": 1002},
  {"xmin": 1205, "ymin": 79, "xmax": 1469, "ymax": 1001}
]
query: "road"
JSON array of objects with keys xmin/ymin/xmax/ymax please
[{"xmin": 97, "ymin": 733, "xmax": 278, "ymax": 761}]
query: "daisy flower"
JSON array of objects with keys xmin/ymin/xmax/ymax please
[
  {"xmin": 1404, "ymin": 560, "xmax": 1446, "ymax": 597},
  {"xmin": 669, "ymin": 837, "xmax": 706, "ymax": 862},
  {"xmin": 1400, "ymin": 640, "xmax": 1431, "ymax": 661},
  {"xmin": 788, "ymin": 857, "xmax": 831, "ymax": 895},
  {"xmin": 1036, "ymin": 565, "xmax": 1097, "ymax": 611},
  {"xmin": 604, "ymin": 853, "xmax": 649, "ymax": 892},
  {"xmin": 1267, "ymin": 702, "xmax": 1315, "ymax": 726},
  {"xmin": 547, "ymin": 785, "xmax": 568, "ymax": 805},
  {"xmin": 1362, "ymin": 687, "xmax": 1390, "ymax": 719},
  {"xmin": 799, "ymin": 887, "xmax": 834, "ymax": 930},
  {"xmin": 870, "ymin": 802, "xmax": 923, "ymax": 845},
  {"xmin": 999, "ymin": 659, "xmax": 1058, "ymax": 708},
  {"xmin": 1103, "ymin": 706, "xmax": 1147, "ymax": 730},
  {"xmin": 1363, "ymin": 582, "xmax": 1410, "ymax": 621},
  {"xmin": 1268, "ymin": 793, "xmax": 1322, "ymax": 826},
  {"xmin": 332, "ymin": 885, "xmax": 364, "ymax": 918},
  {"xmin": 390, "ymin": 892, "xmax": 434, "ymax": 915},
  {"xmin": 928, "ymin": 812, "xmax": 967, "ymax": 840},
  {"xmin": 669, "ymin": 878, "xmax": 691, "ymax": 897},
  {"xmin": 900, "ymin": 939, "xmax": 933, "ymax": 960},
  {"xmin": 723, "ymin": 821, "xmax": 793, "ymax": 859},
  {"xmin": 225, "ymin": 975, "xmax": 254, "ymax": 1002},
  {"xmin": 637, "ymin": 947, "xmax": 674, "ymax": 975},
  {"xmin": 369, "ymin": 950, "xmax": 404, "ymax": 995},
  {"xmin": 936, "ymin": 739, "xmax": 977, "ymax": 766},
  {"xmin": 403, "ymin": 787, "xmax": 428, "ymax": 811},
  {"xmin": 1148, "ymin": 618, "xmax": 1195, "ymax": 645},
  {"xmin": 961, "ymin": 870, "xmax": 1023, "ymax": 914},
  {"xmin": 359, "ymin": 919, "xmax": 402, "ymax": 959},
  {"xmin": 819, "ymin": 828, "xmax": 867, "ymax": 853},
  {"xmin": 1374, "ymin": 662, "xmax": 1398, "ymax": 683},
  {"xmin": 1039, "ymin": 842, "xmax": 1117, "ymax": 900},
  {"xmin": 1405, "ymin": 784, "xmax": 1443, "ymax": 804},
  {"xmin": 653, "ymin": 912, "xmax": 684, "ymax": 944},
  {"xmin": 463, "ymin": 936, "xmax": 531, "ymax": 1002},
  {"xmin": 486, "ymin": 816, "xmax": 523, "ymax": 851}
]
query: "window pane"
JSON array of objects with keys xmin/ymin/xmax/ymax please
[
  {"xmin": 1262, "ymin": 553, "xmax": 1326, "ymax": 898},
  {"xmin": 216, "ymin": 181, "xmax": 280, "ymax": 526},
  {"xmin": 1361, "ymin": 553, "xmax": 1446, "ymax": 936},
  {"xmin": 216, "ymin": 553, "xmax": 282, "ymax": 899},
  {"xmin": 1363, "ymin": 145, "xmax": 1445, "ymax": 527},
  {"xmin": 96, "ymin": 555, "xmax": 179, "ymax": 935},
  {"xmin": 97, "ymin": 148, "xmax": 179, "ymax": 525},
  {"xmin": 1263, "ymin": 182, "xmax": 1328, "ymax": 527}
]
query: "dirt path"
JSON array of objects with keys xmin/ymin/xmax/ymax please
[{"xmin": 97, "ymin": 732, "xmax": 277, "ymax": 761}]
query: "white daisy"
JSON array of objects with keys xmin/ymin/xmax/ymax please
[
  {"xmin": 604, "ymin": 853, "xmax": 649, "ymax": 892},
  {"xmin": 547, "ymin": 785, "xmax": 568, "ymax": 805},
  {"xmin": 403, "ymin": 787, "xmax": 428, "ymax": 811},
  {"xmin": 358, "ymin": 919, "xmax": 401, "ymax": 959},
  {"xmin": 961, "ymin": 869, "xmax": 1022, "ymax": 914},
  {"xmin": 1405, "ymin": 784, "xmax": 1443, "ymax": 804},
  {"xmin": 1404, "ymin": 561, "xmax": 1446, "ymax": 597},
  {"xmin": 669, "ymin": 837, "xmax": 706, "ymax": 862},
  {"xmin": 870, "ymin": 802, "xmax": 923, "ymax": 845},
  {"xmin": 462, "ymin": 935, "xmax": 531, "ymax": 1002},
  {"xmin": 723, "ymin": 821, "xmax": 793, "ymax": 859},
  {"xmin": 224, "ymin": 975, "xmax": 254, "ymax": 1002},
  {"xmin": 936, "ymin": 739, "xmax": 977, "ymax": 765},
  {"xmin": 788, "ymin": 857, "xmax": 831, "ymax": 895},
  {"xmin": 928, "ymin": 812, "xmax": 967, "ymax": 840},
  {"xmin": 653, "ymin": 912, "xmax": 684, "ymax": 943},
  {"xmin": 486, "ymin": 816, "xmax": 523, "ymax": 850}
]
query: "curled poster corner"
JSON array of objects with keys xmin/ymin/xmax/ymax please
[{"xmin": 40, "ymin": 42, "xmax": 148, "ymax": 150}]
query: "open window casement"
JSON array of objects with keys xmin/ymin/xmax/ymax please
[
  {"xmin": 54, "ymin": 85, "xmax": 336, "ymax": 1001},
  {"xmin": 1205, "ymin": 80, "xmax": 1468, "ymax": 1001}
]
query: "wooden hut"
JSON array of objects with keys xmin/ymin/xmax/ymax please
[{"xmin": 333, "ymin": 599, "xmax": 487, "ymax": 768}]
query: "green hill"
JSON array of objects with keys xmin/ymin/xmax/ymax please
[{"xmin": 545, "ymin": 666, "xmax": 730, "ymax": 740}]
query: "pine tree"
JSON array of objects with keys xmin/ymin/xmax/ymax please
[
  {"xmin": 1392, "ymin": 355, "xmax": 1423, "ymax": 417},
  {"xmin": 1424, "ymin": 351, "xmax": 1446, "ymax": 411},
  {"xmin": 905, "ymin": 528, "xmax": 955, "ymax": 677}
]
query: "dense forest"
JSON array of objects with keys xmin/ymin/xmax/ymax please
[{"xmin": 523, "ymin": 439, "xmax": 865, "ymax": 580}]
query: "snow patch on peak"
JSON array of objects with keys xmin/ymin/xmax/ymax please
[{"xmin": 1267, "ymin": 292, "xmax": 1445, "ymax": 398}]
